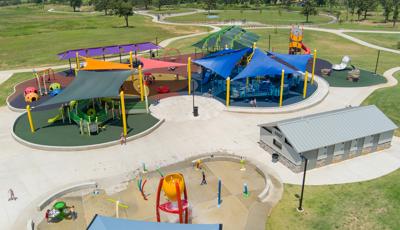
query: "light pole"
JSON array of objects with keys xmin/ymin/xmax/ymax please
[{"xmin": 297, "ymin": 155, "xmax": 308, "ymax": 212}]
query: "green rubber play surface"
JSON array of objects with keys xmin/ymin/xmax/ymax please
[
  {"xmin": 13, "ymin": 107, "xmax": 159, "ymax": 147},
  {"xmin": 324, "ymin": 69, "xmax": 387, "ymax": 87}
]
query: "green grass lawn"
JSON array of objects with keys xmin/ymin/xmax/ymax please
[
  {"xmin": 147, "ymin": 7, "xmax": 196, "ymax": 15},
  {"xmin": 322, "ymin": 10, "xmax": 400, "ymax": 31},
  {"xmin": 0, "ymin": 5, "xmax": 205, "ymax": 70},
  {"xmin": 267, "ymin": 169, "xmax": 400, "ymax": 229},
  {"xmin": 166, "ymin": 9, "xmax": 332, "ymax": 25},
  {"xmin": 345, "ymin": 32, "xmax": 400, "ymax": 50},
  {"xmin": 247, "ymin": 29, "xmax": 400, "ymax": 75},
  {"xmin": 43, "ymin": 3, "xmax": 96, "ymax": 12},
  {"xmin": 0, "ymin": 72, "xmax": 37, "ymax": 106},
  {"xmin": 324, "ymin": 21, "xmax": 400, "ymax": 31},
  {"xmin": 362, "ymin": 71, "xmax": 400, "ymax": 136}
]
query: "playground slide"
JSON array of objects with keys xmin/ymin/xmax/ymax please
[
  {"xmin": 48, "ymin": 113, "xmax": 62, "ymax": 124},
  {"xmin": 300, "ymin": 42, "xmax": 311, "ymax": 54}
]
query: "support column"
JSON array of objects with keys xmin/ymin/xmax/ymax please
[
  {"xmin": 226, "ymin": 77, "xmax": 231, "ymax": 107},
  {"xmin": 279, "ymin": 70, "xmax": 285, "ymax": 107},
  {"xmin": 75, "ymin": 52, "xmax": 79, "ymax": 76},
  {"xmin": 129, "ymin": 51, "xmax": 135, "ymax": 93},
  {"xmin": 138, "ymin": 65, "xmax": 144, "ymax": 101},
  {"xmin": 303, "ymin": 71, "xmax": 309, "ymax": 99},
  {"xmin": 311, "ymin": 49, "xmax": 317, "ymax": 84},
  {"xmin": 187, "ymin": 57, "xmax": 192, "ymax": 95},
  {"xmin": 120, "ymin": 91, "xmax": 127, "ymax": 137},
  {"xmin": 26, "ymin": 105, "xmax": 35, "ymax": 133}
]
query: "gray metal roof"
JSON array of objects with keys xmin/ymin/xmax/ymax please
[{"xmin": 259, "ymin": 105, "xmax": 398, "ymax": 153}]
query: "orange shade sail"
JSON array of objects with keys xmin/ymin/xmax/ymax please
[
  {"xmin": 81, "ymin": 57, "xmax": 187, "ymax": 71},
  {"xmin": 81, "ymin": 57, "xmax": 132, "ymax": 70}
]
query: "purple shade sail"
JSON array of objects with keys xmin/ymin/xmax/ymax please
[
  {"xmin": 57, "ymin": 42, "xmax": 160, "ymax": 60},
  {"xmin": 87, "ymin": 48, "xmax": 104, "ymax": 57}
]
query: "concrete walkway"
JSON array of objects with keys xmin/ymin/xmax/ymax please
[{"xmin": 0, "ymin": 10, "xmax": 400, "ymax": 230}]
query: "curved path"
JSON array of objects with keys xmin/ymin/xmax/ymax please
[
  {"xmin": 0, "ymin": 9, "xmax": 399, "ymax": 230},
  {"xmin": 161, "ymin": 9, "xmax": 337, "ymax": 26}
]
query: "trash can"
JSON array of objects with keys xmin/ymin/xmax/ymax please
[{"xmin": 193, "ymin": 106, "xmax": 199, "ymax": 117}]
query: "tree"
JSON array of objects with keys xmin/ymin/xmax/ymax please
[
  {"xmin": 356, "ymin": 0, "xmax": 377, "ymax": 20},
  {"xmin": 93, "ymin": 0, "xmax": 113, "ymax": 15},
  {"xmin": 113, "ymin": 0, "xmax": 133, "ymax": 27},
  {"xmin": 70, "ymin": 0, "xmax": 83, "ymax": 11},
  {"xmin": 301, "ymin": 0, "xmax": 318, "ymax": 23},
  {"xmin": 327, "ymin": 0, "xmax": 336, "ymax": 14},
  {"xmin": 281, "ymin": 0, "xmax": 292, "ymax": 8},
  {"xmin": 315, "ymin": 0, "xmax": 325, "ymax": 6},
  {"xmin": 348, "ymin": 0, "xmax": 357, "ymax": 17},
  {"xmin": 254, "ymin": 0, "xmax": 262, "ymax": 13},
  {"xmin": 153, "ymin": 0, "xmax": 166, "ymax": 11},
  {"xmin": 204, "ymin": 0, "xmax": 217, "ymax": 14},
  {"xmin": 143, "ymin": 0, "xmax": 152, "ymax": 9},
  {"xmin": 380, "ymin": 0, "xmax": 393, "ymax": 22},
  {"xmin": 394, "ymin": 0, "xmax": 399, "ymax": 27}
]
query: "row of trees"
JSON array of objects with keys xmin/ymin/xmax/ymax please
[
  {"xmin": 301, "ymin": 0, "xmax": 399, "ymax": 26},
  {"xmin": 5, "ymin": 0, "xmax": 398, "ymax": 27}
]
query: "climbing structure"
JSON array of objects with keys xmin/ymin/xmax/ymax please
[{"xmin": 288, "ymin": 26, "xmax": 310, "ymax": 55}]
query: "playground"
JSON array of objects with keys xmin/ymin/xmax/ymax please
[
  {"xmin": 37, "ymin": 160, "xmax": 268, "ymax": 230},
  {"xmin": 1, "ymin": 4, "xmax": 400, "ymax": 229},
  {"xmin": 10, "ymin": 24, "xmax": 392, "ymax": 149}
]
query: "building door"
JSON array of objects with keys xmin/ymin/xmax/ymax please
[
  {"xmin": 372, "ymin": 134, "xmax": 380, "ymax": 151},
  {"xmin": 343, "ymin": 141, "xmax": 351, "ymax": 159},
  {"xmin": 357, "ymin": 138, "xmax": 365, "ymax": 154}
]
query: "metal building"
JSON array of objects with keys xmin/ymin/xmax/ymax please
[{"xmin": 259, "ymin": 105, "xmax": 398, "ymax": 172}]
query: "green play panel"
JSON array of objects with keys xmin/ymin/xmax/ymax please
[
  {"xmin": 325, "ymin": 69, "xmax": 387, "ymax": 87},
  {"xmin": 13, "ymin": 107, "xmax": 159, "ymax": 147}
]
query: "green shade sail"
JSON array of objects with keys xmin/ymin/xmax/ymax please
[
  {"xmin": 193, "ymin": 26, "xmax": 259, "ymax": 50},
  {"xmin": 39, "ymin": 70, "xmax": 132, "ymax": 107}
]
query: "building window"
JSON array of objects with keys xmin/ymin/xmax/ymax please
[
  {"xmin": 273, "ymin": 139, "xmax": 282, "ymax": 150},
  {"xmin": 350, "ymin": 139, "xmax": 358, "ymax": 151},
  {"xmin": 317, "ymin": 147, "xmax": 328, "ymax": 160},
  {"xmin": 285, "ymin": 138, "xmax": 293, "ymax": 148},
  {"xmin": 263, "ymin": 127, "xmax": 272, "ymax": 134},
  {"xmin": 364, "ymin": 135, "xmax": 374, "ymax": 147},
  {"xmin": 334, "ymin": 143, "xmax": 345, "ymax": 156}
]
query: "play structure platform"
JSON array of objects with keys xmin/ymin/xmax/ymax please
[{"xmin": 12, "ymin": 105, "xmax": 159, "ymax": 148}]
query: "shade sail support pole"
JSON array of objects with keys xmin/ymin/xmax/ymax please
[
  {"xmin": 311, "ymin": 49, "xmax": 317, "ymax": 84},
  {"xmin": 279, "ymin": 69, "xmax": 285, "ymax": 107}
]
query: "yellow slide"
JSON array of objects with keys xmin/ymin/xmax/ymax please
[
  {"xmin": 47, "ymin": 101, "xmax": 76, "ymax": 124},
  {"xmin": 47, "ymin": 113, "xmax": 62, "ymax": 124}
]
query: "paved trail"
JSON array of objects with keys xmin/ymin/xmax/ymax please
[{"xmin": 0, "ymin": 9, "xmax": 400, "ymax": 230}]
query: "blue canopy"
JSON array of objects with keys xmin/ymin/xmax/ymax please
[
  {"xmin": 87, "ymin": 215, "xmax": 222, "ymax": 230},
  {"xmin": 267, "ymin": 52, "xmax": 312, "ymax": 72},
  {"xmin": 233, "ymin": 49, "xmax": 295, "ymax": 81},
  {"xmin": 193, "ymin": 48, "xmax": 251, "ymax": 79}
]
